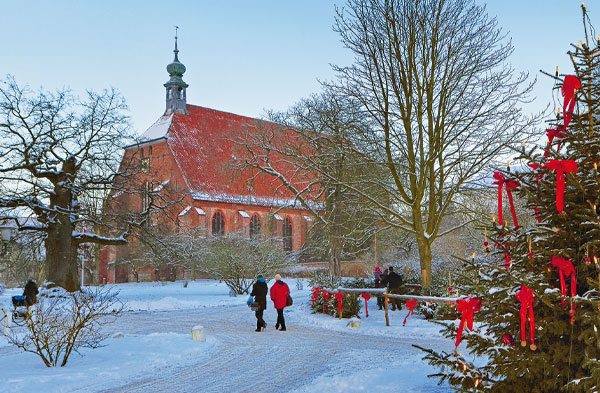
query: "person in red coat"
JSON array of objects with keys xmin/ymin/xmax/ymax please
[{"xmin": 270, "ymin": 274, "xmax": 290, "ymax": 331}]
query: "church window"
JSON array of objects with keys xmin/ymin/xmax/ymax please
[
  {"xmin": 212, "ymin": 212, "xmax": 225, "ymax": 236},
  {"xmin": 283, "ymin": 217, "xmax": 293, "ymax": 252},
  {"xmin": 250, "ymin": 215, "xmax": 261, "ymax": 238}
]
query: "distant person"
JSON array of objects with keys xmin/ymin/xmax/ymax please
[
  {"xmin": 382, "ymin": 266, "xmax": 403, "ymax": 311},
  {"xmin": 250, "ymin": 275, "xmax": 268, "ymax": 332},
  {"xmin": 23, "ymin": 278, "xmax": 39, "ymax": 308},
  {"xmin": 374, "ymin": 267, "xmax": 384, "ymax": 310},
  {"xmin": 270, "ymin": 274, "xmax": 290, "ymax": 331}
]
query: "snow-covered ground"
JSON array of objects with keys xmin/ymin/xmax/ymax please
[{"xmin": 0, "ymin": 279, "xmax": 453, "ymax": 392}]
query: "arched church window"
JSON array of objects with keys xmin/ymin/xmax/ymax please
[
  {"xmin": 212, "ymin": 212, "xmax": 225, "ymax": 236},
  {"xmin": 168, "ymin": 88, "xmax": 173, "ymax": 100},
  {"xmin": 283, "ymin": 217, "xmax": 293, "ymax": 252},
  {"xmin": 178, "ymin": 87, "xmax": 183, "ymax": 99},
  {"xmin": 249, "ymin": 215, "xmax": 261, "ymax": 238}
]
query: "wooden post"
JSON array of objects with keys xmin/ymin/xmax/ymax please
[
  {"xmin": 339, "ymin": 296, "xmax": 342, "ymax": 320},
  {"xmin": 384, "ymin": 289, "xmax": 389, "ymax": 326}
]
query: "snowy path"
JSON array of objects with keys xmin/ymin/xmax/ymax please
[{"xmin": 88, "ymin": 305, "xmax": 450, "ymax": 393}]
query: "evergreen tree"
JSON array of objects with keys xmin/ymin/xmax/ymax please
[{"xmin": 417, "ymin": 5, "xmax": 600, "ymax": 392}]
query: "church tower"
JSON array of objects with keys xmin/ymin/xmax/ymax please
[{"xmin": 164, "ymin": 29, "xmax": 189, "ymax": 115}]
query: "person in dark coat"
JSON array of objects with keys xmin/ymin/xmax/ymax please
[
  {"xmin": 270, "ymin": 274, "xmax": 290, "ymax": 331},
  {"xmin": 23, "ymin": 278, "xmax": 39, "ymax": 308},
  {"xmin": 381, "ymin": 266, "xmax": 403, "ymax": 311},
  {"xmin": 374, "ymin": 266, "xmax": 384, "ymax": 310},
  {"xmin": 250, "ymin": 275, "xmax": 268, "ymax": 332}
]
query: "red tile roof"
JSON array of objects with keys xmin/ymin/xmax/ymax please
[{"xmin": 157, "ymin": 105, "xmax": 310, "ymax": 204}]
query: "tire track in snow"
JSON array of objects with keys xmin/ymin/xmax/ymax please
[{"xmin": 93, "ymin": 305, "xmax": 450, "ymax": 393}]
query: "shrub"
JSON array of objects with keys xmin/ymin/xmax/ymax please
[{"xmin": 7, "ymin": 285, "xmax": 124, "ymax": 367}]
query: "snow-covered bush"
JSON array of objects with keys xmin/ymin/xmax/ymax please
[
  {"xmin": 198, "ymin": 234, "xmax": 296, "ymax": 295},
  {"xmin": 0, "ymin": 283, "xmax": 4, "ymax": 295},
  {"xmin": 7, "ymin": 285, "xmax": 124, "ymax": 367}
]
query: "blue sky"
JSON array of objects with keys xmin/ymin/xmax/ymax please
[{"xmin": 0, "ymin": 0, "xmax": 590, "ymax": 135}]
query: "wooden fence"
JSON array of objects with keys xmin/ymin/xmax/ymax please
[{"xmin": 335, "ymin": 287, "xmax": 461, "ymax": 326}]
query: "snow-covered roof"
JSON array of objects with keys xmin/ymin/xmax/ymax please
[
  {"xmin": 195, "ymin": 208, "xmax": 206, "ymax": 215},
  {"xmin": 303, "ymin": 215, "xmax": 312, "ymax": 222},
  {"xmin": 238, "ymin": 210, "xmax": 250, "ymax": 218},
  {"xmin": 139, "ymin": 114, "xmax": 173, "ymax": 142},
  {"xmin": 153, "ymin": 180, "xmax": 170, "ymax": 192},
  {"xmin": 273, "ymin": 214, "xmax": 283, "ymax": 221},
  {"xmin": 178, "ymin": 206, "xmax": 192, "ymax": 217},
  {"xmin": 191, "ymin": 191, "xmax": 321, "ymax": 209}
]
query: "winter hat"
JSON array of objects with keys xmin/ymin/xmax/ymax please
[
  {"xmin": 274, "ymin": 274, "xmax": 282, "ymax": 281},
  {"xmin": 374, "ymin": 266, "xmax": 382, "ymax": 273}
]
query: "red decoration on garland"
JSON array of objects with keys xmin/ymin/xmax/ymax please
[
  {"xmin": 322, "ymin": 290, "xmax": 332, "ymax": 314},
  {"xmin": 335, "ymin": 292, "xmax": 344, "ymax": 316},
  {"xmin": 493, "ymin": 172, "xmax": 520, "ymax": 227},
  {"xmin": 551, "ymin": 256, "xmax": 577, "ymax": 319},
  {"xmin": 504, "ymin": 251, "xmax": 512, "ymax": 270},
  {"xmin": 455, "ymin": 296, "xmax": 481, "ymax": 348},
  {"xmin": 501, "ymin": 333, "xmax": 515, "ymax": 347},
  {"xmin": 544, "ymin": 160, "xmax": 577, "ymax": 212},
  {"xmin": 403, "ymin": 299, "xmax": 417, "ymax": 326},
  {"xmin": 311, "ymin": 287, "xmax": 321, "ymax": 306},
  {"xmin": 561, "ymin": 75, "xmax": 581, "ymax": 129},
  {"xmin": 361, "ymin": 292, "xmax": 371, "ymax": 317},
  {"xmin": 515, "ymin": 285, "xmax": 536, "ymax": 351}
]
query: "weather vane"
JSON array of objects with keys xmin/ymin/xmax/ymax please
[{"xmin": 174, "ymin": 25, "xmax": 179, "ymax": 41}]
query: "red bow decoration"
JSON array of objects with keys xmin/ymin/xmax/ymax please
[
  {"xmin": 361, "ymin": 293, "xmax": 371, "ymax": 317},
  {"xmin": 493, "ymin": 172, "xmax": 520, "ymax": 227},
  {"xmin": 335, "ymin": 292, "xmax": 344, "ymax": 316},
  {"xmin": 544, "ymin": 127, "xmax": 568, "ymax": 157},
  {"xmin": 544, "ymin": 160, "xmax": 577, "ymax": 212},
  {"xmin": 455, "ymin": 296, "xmax": 481, "ymax": 348},
  {"xmin": 562, "ymin": 75, "xmax": 581, "ymax": 129},
  {"xmin": 311, "ymin": 287, "xmax": 321, "ymax": 306},
  {"xmin": 515, "ymin": 285, "xmax": 536, "ymax": 351},
  {"xmin": 403, "ymin": 299, "xmax": 417, "ymax": 326},
  {"xmin": 551, "ymin": 256, "xmax": 577, "ymax": 318},
  {"xmin": 322, "ymin": 290, "xmax": 332, "ymax": 313}
]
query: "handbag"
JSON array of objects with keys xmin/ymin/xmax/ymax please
[
  {"xmin": 250, "ymin": 302, "xmax": 260, "ymax": 311},
  {"xmin": 286, "ymin": 294, "xmax": 293, "ymax": 307}
]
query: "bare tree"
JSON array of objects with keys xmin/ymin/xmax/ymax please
[
  {"xmin": 330, "ymin": 0, "xmax": 538, "ymax": 287},
  {"xmin": 0, "ymin": 76, "xmax": 139, "ymax": 291},
  {"xmin": 8, "ymin": 286, "xmax": 124, "ymax": 367},
  {"xmin": 235, "ymin": 92, "xmax": 383, "ymax": 278}
]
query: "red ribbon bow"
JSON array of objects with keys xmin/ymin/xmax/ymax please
[
  {"xmin": 562, "ymin": 75, "xmax": 581, "ymax": 129},
  {"xmin": 544, "ymin": 126, "xmax": 568, "ymax": 157},
  {"xmin": 455, "ymin": 296, "xmax": 481, "ymax": 348},
  {"xmin": 335, "ymin": 292, "xmax": 344, "ymax": 316},
  {"xmin": 544, "ymin": 160, "xmax": 577, "ymax": 212},
  {"xmin": 551, "ymin": 256, "xmax": 577, "ymax": 317},
  {"xmin": 311, "ymin": 287, "xmax": 321, "ymax": 306},
  {"xmin": 493, "ymin": 172, "xmax": 520, "ymax": 227},
  {"xmin": 361, "ymin": 292, "xmax": 371, "ymax": 317},
  {"xmin": 515, "ymin": 285, "xmax": 536, "ymax": 350},
  {"xmin": 403, "ymin": 299, "xmax": 417, "ymax": 326}
]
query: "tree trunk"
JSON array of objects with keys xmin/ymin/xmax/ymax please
[
  {"xmin": 45, "ymin": 158, "xmax": 80, "ymax": 292},
  {"xmin": 328, "ymin": 243, "xmax": 342, "ymax": 279},
  {"xmin": 45, "ymin": 219, "xmax": 79, "ymax": 292},
  {"xmin": 416, "ymin": 235, "xmax": 432, "ymax": 289}
]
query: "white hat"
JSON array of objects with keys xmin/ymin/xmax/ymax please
[{"xmin": 274, "ymin": 274, "xmax": 282, "ymax": 281}]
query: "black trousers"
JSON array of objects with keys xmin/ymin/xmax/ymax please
[
  {"xmin": 276, "ymin": 308, "xmax": 286, "ymax": 329},
  {"xmin": 255, "ymin": 308, "xmax": 265, "ymax": 330}
]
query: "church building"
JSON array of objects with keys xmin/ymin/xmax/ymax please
[{"xmin": 99, "ymin": 37, "xmax": 314, "ymax": 283}]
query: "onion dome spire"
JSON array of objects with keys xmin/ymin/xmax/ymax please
[{"xmin": 164, "ymin": 26, "xmax": 189, "ymax": 115}]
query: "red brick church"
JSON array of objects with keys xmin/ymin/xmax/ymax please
[{"xmin": 99, "ymin": 38, "xmax": 314, "ymax": 283}]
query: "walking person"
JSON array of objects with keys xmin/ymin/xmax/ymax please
[
  {"xmin": 270, "ymin": 274, "xmax": 290, "ymax": 331},
  {"xmin": 250, "ymin": 275, "xmax": 268, "ymax": 332},
  {"xmin": 23, "ymin": 278, "xmax": 39, "ymax": 308},
  {"xmin": 374, "ymin": 266, "xmax": 384, "ymax": 310}
]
